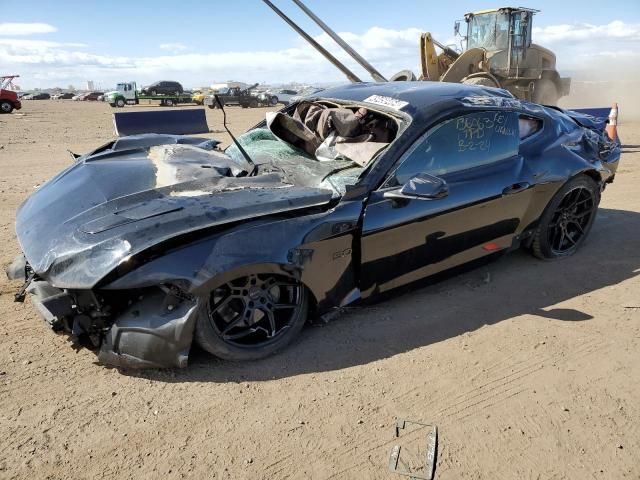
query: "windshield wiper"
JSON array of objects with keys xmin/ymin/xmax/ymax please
[{"xmin": 214, "ymin": 94, "xmax": 257, "ymax": 176}]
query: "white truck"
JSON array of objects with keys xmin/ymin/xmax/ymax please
[{"xmin": 105, "ymin": 82, "xmax": 192, "ymax": 108}]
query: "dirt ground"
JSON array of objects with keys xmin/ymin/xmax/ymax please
[{"xmin": 0, "ymin": 100, "xmax": 638, "ymax": 480}]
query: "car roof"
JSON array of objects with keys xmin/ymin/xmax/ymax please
[{"xmin": 317, "ymin": 81, "xmax": 517, "ymax": 119}]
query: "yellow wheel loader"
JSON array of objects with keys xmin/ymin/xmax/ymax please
[
  {"xmin": 264, "ymin": 2, "xmax": 570, "ymax": 106},
  {"xmin": 405, "ymin": 8, "xmax": 571, "ymax": 104}
]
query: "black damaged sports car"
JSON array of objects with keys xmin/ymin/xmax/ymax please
[{"xmin": 7, "ymin": 82, "xmax": 620, "ymax": 368}]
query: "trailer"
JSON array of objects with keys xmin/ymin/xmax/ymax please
[{"xmin": 105, "ymin": 82, "xmax": 192, "ymax": 108}]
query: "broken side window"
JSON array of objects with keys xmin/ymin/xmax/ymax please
[{"xmin": 519, "ymin": 115, "xmax": 543, "ymax": 140}]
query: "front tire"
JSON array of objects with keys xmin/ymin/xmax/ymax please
[
  {"xmin": 0, "ymin": 100, "xmax": 13, "ymax": 113},
  {"xmin": 195, "ymin": 273, "xmax": 309, "ymax": 361},
  {"xmin": 116, "ymin": 98, "xmax": 125, "ymax": 108},
  {"xmin": 531, "ymin": 175, "xmax": 600, "ymax": 260}
]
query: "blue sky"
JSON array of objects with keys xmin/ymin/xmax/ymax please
[{"xmin": 3, "ymin": 0, "xmax": 640, "ymax": 89}]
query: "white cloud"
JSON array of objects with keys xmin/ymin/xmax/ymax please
[
  {"xmin": 159, "ymin": 43, "xmax": 188, "ymax": 52},
  {"xmin": 533, "ymin": 20, "xmax": 640, "ymax": 44},
  {"xmin": 0, "ymin": 22, "xmax": 57, "ymax": 36},
  {"xmin": 0, "ymin": 26, "xmax": 424, "ymax": 88},
  {"xmin": 531, "ymin": 20, "xmax": 640, "ymax": 75},
  {"xmin": 3, "ymin": 21, "xmax": 639, "ymax": 89}
]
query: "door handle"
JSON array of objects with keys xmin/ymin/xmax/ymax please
[{"xmin": 502, "ymin": 182, "xmax": 530, "ymax": 195}]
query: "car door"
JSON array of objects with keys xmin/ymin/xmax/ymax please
[{"xmin": 359, "ymin": 109, "xmax": 535, "ymax": 295}]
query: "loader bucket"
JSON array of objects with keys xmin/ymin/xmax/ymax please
[{"xmin": 113, "ymin": 108, "xmax": 209, "ymax": 137}]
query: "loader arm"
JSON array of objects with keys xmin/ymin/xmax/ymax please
[{"xmin": 419, "ymin": 33, "xmax": 459, "ymax": 81}]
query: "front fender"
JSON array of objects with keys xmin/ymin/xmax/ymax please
[{"xmin": 103, "ymin": 200, "xmax": 363, "ymax": 314}]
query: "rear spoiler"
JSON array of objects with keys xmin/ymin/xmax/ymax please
[
  {"xmin": 562, "ymin": 104, "xmax": 618, "ymax": 142},
  {"xmin": 564, "ymin": 107, "xmax": 610, "ymax": 131}
]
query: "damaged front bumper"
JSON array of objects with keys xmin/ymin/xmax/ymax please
[{"xmin": 6, "ymin": 255, "xmax": 200, "ymax": 369}]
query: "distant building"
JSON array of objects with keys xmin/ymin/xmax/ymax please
[{"xmin": 86, "ymin": 80, "xmax": 95, "ymax": 91}]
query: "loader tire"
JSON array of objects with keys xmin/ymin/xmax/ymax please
[
  {"xmin": 463, "ymin": 76, "xmax": 499, "ymax": 88},
  {"xmin": 390, "ymin": 70, "xmax": 416, "ymax": 81}
]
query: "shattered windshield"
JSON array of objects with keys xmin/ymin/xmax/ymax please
[
  {"xmin": 468, "ymin": 12, "xmax": 510, "ymax": 50},
  {"xmin": 225, "ymin": 101, "xmax": 398, "ymax": 196}
]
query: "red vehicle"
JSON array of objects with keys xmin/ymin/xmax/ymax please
[{"xmin": 0, "ymin": 75, "xmax": 21, "ymax": 114}]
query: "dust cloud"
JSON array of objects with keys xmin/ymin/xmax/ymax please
[{"xmin": 559, "ymin": 67, "xmax": 640, "ymax": 122}]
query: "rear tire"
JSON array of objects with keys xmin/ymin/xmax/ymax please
[
  {"xmin": 531, "ymin": 175, "xmax": 600, "ymax": 260},
  {"xmin": 462, "ymin": 76, "xmax": 499, "ymax": 88},
  {"xmin": 164, "ymin": 98, "xmax": 175, "ymax": 106},
  {"xmin": 195, "ymin": 273, "xmax": 309, "ymax": 361},
  {"xmin": 270, "ymin": 96, "xmax": 279, "ymax": 106},
  {"xmin": 390, "ymin": 70, "xmax": 417, "ymax": 81},
  {"xmin": 0, "ymin": 101, "xmax": 13, "ymax": 113}
]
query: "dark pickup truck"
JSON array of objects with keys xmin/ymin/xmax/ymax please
[{"xmin": 204, "ymin": 83, "xmax": 269, "ymax": 109}]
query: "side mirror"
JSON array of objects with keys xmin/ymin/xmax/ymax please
[
  {"xmin": 384, "ymin": 173, "xmax": 448, "ymax": 201},
  {"xmin": 454, "ymin": 21, "xmax": 461, "ymax": 36}
]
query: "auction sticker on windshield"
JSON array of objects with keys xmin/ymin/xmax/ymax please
[{"xmin": 363, "ymin": 95, "xmax": 409, "ymax": 111}]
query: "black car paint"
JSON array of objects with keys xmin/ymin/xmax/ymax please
[
  {"xmin": 141, "ymin": 81, "xmax": 184, "ymax": 96},
  {"xmin": 9, "ymin": 82, "xmax": 620, "ymax": 368}
]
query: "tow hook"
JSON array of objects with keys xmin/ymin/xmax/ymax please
[{"xmin": 14, "ymin": 272, "xmax": 35, "ymax": 303}]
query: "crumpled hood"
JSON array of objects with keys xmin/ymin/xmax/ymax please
[{"xmin": 15, "ymin": 134, "xmax": 333, "ymax": 288}]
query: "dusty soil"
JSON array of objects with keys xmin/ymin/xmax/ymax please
[{"xmin": 0, "ymin": 100, "xmax": 638, "ymax": 480}]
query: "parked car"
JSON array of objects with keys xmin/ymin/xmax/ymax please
[
  {"xmin": 0, "ymin": 87, "xmax": 21, "ymax": 113},
  {"xmin": 6, "ymin": 82, "xmax": 620, "ymax": 369},
  {"xmin": 203, "ymin": 83, "xmax": 272, "ymax": 108},
  {"xmin": 24, "ymin": 92, "xmax": 51, "ymax": 100},
  {"xmin": 140, "ymin": 81, "xmax": 183, "ymax": 96},
  {"xmin": 52, "ymin": 92, "xmax": 75, "ymax": 100},
  {"xmin": 82, "ymin": 91, "xmax": 104, "ymax": 101},
  {"xmin": 269, "ymin": 88, "xmax": 299, "ymax": 105},
  {"xmin": 192, "ymin": 91, "xmax": 210, "ymax": 105},
  {"xmin": 290, "ymin": 87, "xmax": 324, "ymax": 103}
]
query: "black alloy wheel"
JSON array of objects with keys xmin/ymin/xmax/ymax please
[
  {"xmin": 195, "ymin": 273, "xmax": 308, "ymax": 360},
  {"xmin": 532, "ymin": 175, "xmax": 599, "ymax": 259}
]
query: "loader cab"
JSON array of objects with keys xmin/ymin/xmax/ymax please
[{"xmin": 463, "ymin": 7, "xmax": 537, "ymax": 73}]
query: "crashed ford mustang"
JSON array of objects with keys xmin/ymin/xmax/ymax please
[{"xmin": 7, "ymin": 82, "xmax": 620, "ymax": 368}]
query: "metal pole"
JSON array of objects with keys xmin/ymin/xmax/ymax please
[
  {"xmin": 262, "ymin": 0, "xmax": 362, "ymax": 83},
  {"xmin": 291, "ymin": 0, "xmax": 388, "ymax": 82}
]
